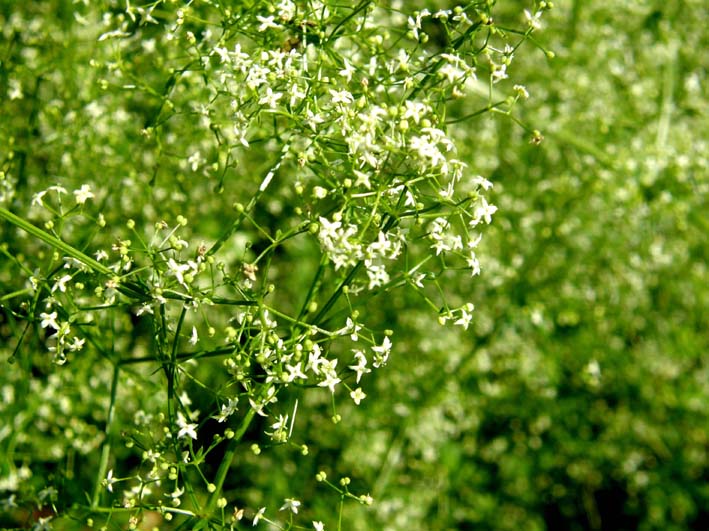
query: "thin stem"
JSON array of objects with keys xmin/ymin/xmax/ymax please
[
  {"xmin": 0, "ymin": 207, "xmax": 150, "ymax": 301},
  {"xmin": 0, "ymin": 206, "xmax": 111, "ymax": 276},
  {"xmin": 91, "ymin": 361, "xmax": 120, "ymax": 508}
]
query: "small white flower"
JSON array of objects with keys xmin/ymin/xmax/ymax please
[
  {"xmin": 252, "ymin": 506, "xmax": 266, "ymax": 526},
  {"xmin": 329, "ymin": 89, "xmax": 354, "ymax": 105},
  {"xmin": 67, "ymin": 336, "xmax": 86, "ymax": 352},
  {"xmin": 51, "ymin": 274, "xmax": 72, "ymax": 293},
  {"xmin": 279, "ymin": 498, "xmax": 301, "ymax": 514},
  {"xmin": 524, "ymin": 9, "xmax": 543, "ymax": 30},
  {"xmin": 271, "ymin": 414, "xmax": 289, "ymax": 432},
  {"xmin": 372, "ymin": 336, "xmax": 392, "ymax": 368},
  {"xmin": 258, "ymin": 87, "xmax": 283, "ymax": 109},
  {"xmin": 491, "ymin": 62, "xmax": 508, "ymax": 83},
  {"xmin": 214, "ymin": 397, "xmax": 239, "ymax": 423},
  {"xmin": 167, "ymin": 486, "xmax": 185, "ymax": 500},
  {"xmin": 313, "ymin": 521, "xmax": 325, "ymax": 531},
  {"xmin": 176, "ymin": 412, "xmax": 198, "ymax": 440},
  {"xmin": 167, "ymin": 258, "xmax": 196, "ymax": 288},
  {"xmin": 256, "ymin": 15, "xmax": 280, "ymax": 31},
  {"xmin": 339, "ymin": 59, "xmax": 355, "ymax": 82},
  {"xmin": 454, "ymin": 307, "xmax": 474, "ymax": 330},
  {"xmin": 73, "ymin": 184, "xmax": 95, "ymax": 204},
  {"xmin": 467, "ymin": 253, "xmax": 481, "ymax": 276},
  {"xmin": 105, "ymin": 469, "xmax": 116, "ymax": 492},
  {"xmin": 285, "ymin": 361, "xmax": 307, "ymax": 381},
  {"xmin": 189, "ymin": 326, "xmax": 198, "ymax": 346},
  {"xmin": 586, "ymin": 360, "xmax": 601, "ymax": 379},
  {"xmin": 349, "ymin": 350, "xmax": 372, "ymax": 383},
  {"xmin": 472, "ymin": 197, "xmax": 498, "ymax": 225},
  {"xmin": 353, "ymin": 169, "xmax": 371, "ymax": 189},
  {"xmin": 40, "ymin": 312, "xmax": 59, "ymax": 330},
  {"xmin": 350, "ymin": 387, "xmax": 366, "ymax": 405},
  {"xmin": 213, "ymin": 46, "xmax": 230, "ymax": 63},
  {"xmin": 513, "ymin": 84, "xmax": 530, "ymax": 99},
  {"xmin": 318, "ymin": 371, "xmax": 341, "ymax": 394},
  {"xmin": 47, "ymin": 185, "xmax": 67, "ymax": 196},
  {"xmin": 32, "ymin": 190, "xmax": 48, "ymax": 207},
  {"xmin": 312, "ymin": 186, "xmax": 328, "ymax": 199}
]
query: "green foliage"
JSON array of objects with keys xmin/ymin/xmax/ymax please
[{"xmin": 1, "ymin": 1, "xmax": 707, "ymax": 530}]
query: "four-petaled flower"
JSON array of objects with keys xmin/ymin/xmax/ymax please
[
  {"xmin": 176, "ymin": 412, "xmax": 198, "ymax": 440},
  {"xmin": 279, "ymin": 498, "xmax": 301, "ymax": 514}
]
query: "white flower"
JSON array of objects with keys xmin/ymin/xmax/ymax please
[
  {"xmin": 256, "ymin": 15, "xmax": 280, "ymax": 31},
  {"xmin": 402, "ymin": 100, "xmax": 428, "ymax": 124},
  {"xmin": 105, "ymin": 469, "xmax": 116, "ymax": 492},
  {"xmin": 285, "ymin": 361, "xmax": 307, "ymax": 381},
  {"xmin": 67, "ymin": 336, "xmax": 86, "ymax": 352},
  {"xmin": 353, "ymin": 169, "xmax": 371, "ymax": 189},
  {"xmin": 271, "ymin": 414, "xmax": 289, "ymax": 432},
  {"xmin": 213, "ymin": 46, "xmax": 230, "ymax": 63},
  {"xmin": 40, "ymin": 312, "xmax": 59, "ymax": 330},
  {"xmin": 259, "ymin": 87, "xmax": 283, "ymax": 109},
  {"xmin": 31, "ymin": 190, "xmax": 48, "ymax": 207},
  {"xmin": 364, "ymin": 259, "xmax": 389, "ymax": 289},
  {"xmin": 252, "ymin": 506, "xmax": 266, "ymax": 526},
  {"xmin": 307, "ymin": 344, "xmax": 324, "ymax": 375},
  {"xmin": 329, "ymin": 89, "xmax": 354, "ymax": 105},
  {"xmin": 372, "ymin": 336, "xmax": 392, "ymax": 368},
  {"xmin": 167, "ymin": 258, "xmax": 196, "ymax": 288},
  {"xmin": 317, "ymin": 358, "xmax": 341, "ymax": 393},
  {"xmin": 312, "ymin": 186, "xmax": 328, "ymax": 199},
  {"xmin": 349, "ymin": 350, "xmax": 372, "ymax": 383},
  {"xmin": 167, "ymin": 486, "xmax": 185, "ymax": 500},
  {"xmin": 279, "ymin": 498, "xmax": 301, "ymax": 514},
  {"xmin": 189, "ymin": 326, "xmax": 198, "ymax": 346},
  {"xmin": 47, "ymin": 185, "xmax": 67, "ymax": 196},
  {"xmin": 491, "ymin": 62, "xmax": 508, "ymax": 83},
  {"xmin": 524, "ymin": 9, "xmax": 543, "ymax": 30},
  {"xmin": 318, "ymin": 217, "xmax": 342, "ymax": 242},
  {"xmin": 188, "ymin": 151, "xmax": 204, "ymax": 171},
  {"xmin": 313, "ymin": 521, "xmax": 325, "ymax": 531},
  {"xmin": 318, "ymin": 371, "xmax": 341, "ymax": 394},
  {"xmin": 336, "ymin": 318, "xmax": 362, "ymax": 341},
  {"xmin": 51, "ymin": 274, "xmax": 72, "ymax": 293},
  {"xmin": 214, "ymin": 397, "xmax": 239, "ymax": 423},
  {"xmin": 472, "ymin": 197, "xmax": 498, "ymax": 225},
  {"xmin": 586, "ymin": 360, "xmax": 601, "ymax": 379},
  {"xmin": 73, "ymin": 184, "xmax": 95, "ymax": 204},
  {"xmin": 289, "ymin": 83, "xmax": 306, "ymax": 108},
  {"xmin": 454, "ymin": 306, "xmax": 474, "ymax": 330},
  {"xmin": 176, "ymin": 412, "xmax": 198, "ymax": 440},
  {"xmin": 339, "ymin": 59, "xmax": 355, "ymax": 82},
  {"xmin": 233, "ymin": 123, "xmax": 250, "ymax": 147},
  {"xmin": 467, "ymin": 252, "xmax": 481, "ymax": 276},
  {"xmin": 513, "ymin": 84, "xmax": 530, "ymax": 99},
  {"xmin": 350, "ymin": 387, "xmax": 366, "ymax": 405}
]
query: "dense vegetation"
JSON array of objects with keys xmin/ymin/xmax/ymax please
[{"xmin": 1, "ymin": 1, "xmax": 707, "ymax": 530}]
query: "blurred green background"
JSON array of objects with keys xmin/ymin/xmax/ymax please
[{"xmin": 2, "ymin": 1, "xmax": 708, "ymax": 530}]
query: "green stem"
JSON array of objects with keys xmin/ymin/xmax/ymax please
[
  {"xmin": 187, "ymin": 407, "xmax": 257, "ymax": 529},
  {"xmin": 0, "ymin": 207, "xmax": 111, "ymax": 276},
  {"xmin": 207, "ymin": 146, "xmax": 289, "ymax": 257},
  {"xmin": 0, "ymin": 206, "xmax": 150, "ymax": 301},
  {"xmin": 91, "ymin": 361, "xmax": 120, "ymax": 508}
]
